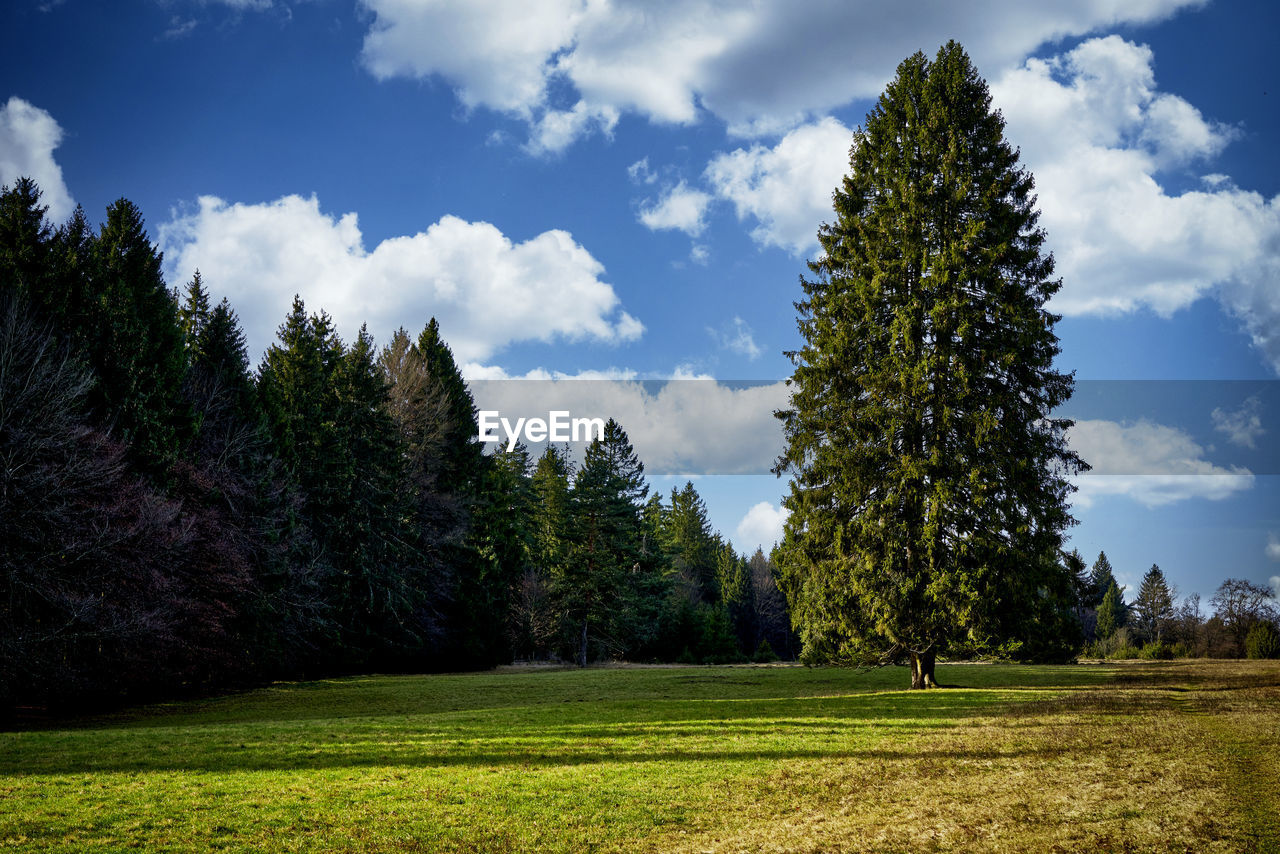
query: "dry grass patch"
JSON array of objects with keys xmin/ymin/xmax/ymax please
[{"xmin": 661, "ymin": 660, "xmax": 1279, "ymax": 854}]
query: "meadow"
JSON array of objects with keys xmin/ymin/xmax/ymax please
[{"xmin": 2, "ymin": 660, "xmax": 1277, "ymax": 853}]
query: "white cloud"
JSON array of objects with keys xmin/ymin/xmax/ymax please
[
  {"xmin": 1211, "ymin": 397, "xmax": 1264, "ymax": 449},
  {"xmin": 990, "ymin": 36, "xmax": 1280, "ymax": 371},
  {"xmin": 356, "ymin": 0, "xmax": 1200, "ymax": 150},
  {"xmin": 1271, "ymin": 576, "xmax": 1280, "ymax": 599},
  {"xmin": 527, "ymin": 100, "xmax": 618, "ymax": 155},
  {"xmin": 162, "ymin": 17, "xmax": 199, "ymax": 39},
  {"xmin": 1267, "ymin": 534, "xmax": 1280, "ymax": 562},
  {"xmin": 467, "ymin": 376, "xmax": 788, "ymax": 475},
  {"xmin": 707, "ymin": 316, "xmax": 762, "ymax": 360},
  {"xmin": 158, "ymin": 193, "xmax": 642, "ymax": 364},
  {"xmin": 0, "ymin": 97, "xmax": 75, "ymax": 223},
  {"xmin": 627, "ymin": 158, "xmax": 655, "ymax": 185},
  {"xmin": 705, "ymin": 116, "xmax": 851, "ymax": 255},
  {"xmin": 1068, "ymin": 418, "xmax": 1254, "ymax": 508},
  {"xmin": 360, "ymin": 0, "xmax": 584, "ymax": 118},
  {"xmin": 637, "ymin": 181, "xmax": 712, "ymax": 237},
  {"xmin": 735, "ymin": 501, "xmax": 788, "ymax": 554}
]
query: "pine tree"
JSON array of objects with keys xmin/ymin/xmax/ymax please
[
  {"xmin": 1096, "ymin": 580, "xmax": 1127, "ymax": 641},
  {"xmin": 663, "ymin": 481, "xmax": 720, "ymax": 604},
  {"xmin": 772, "ymin": 42, "xmax": 1085, "ymax": 688},
  {"xmin": 565, "ymin": 418, "xmax": 647, "ymax": 666},
  {"xmin": 1132, "ymin": 564, "xmax": 1175, "ymax": 645},
  {"xmin": 89, "ymin": 198, "xmax": 190, "ymax": 474},
  {"xmin": 0, "ymin": 178, "xmax": 53, "ymax": 309},
  {"xmin": 1088, "ymin": 552, "xmax": 1117, "ymax": 610},
  {"xmin": 178, "ymin": 270, "xmax": 211, "ymax": 356},
  {"xmin": 472, "ymin": 441, "xmax": 537, "ymax": 664}
]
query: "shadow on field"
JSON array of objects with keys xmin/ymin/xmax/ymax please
[{"xmin": 0, "ymin": 684, "xmax": 1096, "ymax": 777}]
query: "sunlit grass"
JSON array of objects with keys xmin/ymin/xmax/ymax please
[{"xmin": 1, "ymin": 661, "xmax": 1276, "ymax": 852}]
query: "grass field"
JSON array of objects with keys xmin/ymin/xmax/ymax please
[{"xmin": 2, "ymin": 660, "xmax": 1277, "ymax": 853}]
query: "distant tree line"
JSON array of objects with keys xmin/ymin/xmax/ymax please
[
  {"xmin": 1071, "ymin": 551, "xmax": 1279, "ymax": 660},
  {"xmin": 0, "ymin": 179, "xmax": 794, "ymax": 714}
]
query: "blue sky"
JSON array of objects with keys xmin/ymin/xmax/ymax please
[{"xmin": 2, "ymin": 0, "xmax": 1277, "ymax": 604}]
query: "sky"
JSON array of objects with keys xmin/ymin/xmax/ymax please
[{"xmin": 2, "ymin": 0, "xmax": 1278, "ymax": 605}]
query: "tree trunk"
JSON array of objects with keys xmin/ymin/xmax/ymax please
[
  {"xmin": 909, "ymin": 649, "xmax": 938, "ymax": 689},
  {"xmin": 577, "ymin": 619, "xmax": 588, "ymax": 668}
]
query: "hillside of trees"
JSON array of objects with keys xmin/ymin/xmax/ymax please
[{"xmin": 0, "ymin": 179, "xmax": 794, "ymax": 713}]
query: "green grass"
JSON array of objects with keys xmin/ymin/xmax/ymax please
[{"xmin": 1, "ymin": 661, "xmax": 1276, "ymax": 852}]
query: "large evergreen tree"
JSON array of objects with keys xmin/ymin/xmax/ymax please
[{"xmin": 773, "ymin": 42, "xmax": 1085, "ymax": 688}]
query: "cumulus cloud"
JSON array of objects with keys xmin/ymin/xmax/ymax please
[
  {"xmin": 991, "ymin": 36, "xmax": 1280, "ymax": 371},
  {"xmin": 356, "ymin": 0, "xmax": 1199, "ymax": 150},
  {"xmin": 735, "ymin": 502, "xmax": 788, "ymax": 554},
  {"xmin": 707, "ymin": 316, "xmax": 762, "ymax": 360},
  {"xmin": 1268, "ymin": 534, "xmax": 1280, "ymax": 562},
  {"xmin": 158, "ymin": 194, "xmax": 642, "ymax": 364},
  {"xmin": 705, "ymin": 116, "xmax": 851, "ymax": 254},
  {"xmin": 0, "ymin": 97, "xmax": 75, "ymax": 223},
  {"xmin": 1211, "ymin": 396, "xmax": 1265, "ymax": 450},
  {"xmin": 1068, "ymin": 418, "xmax": 1254, "ymax": 508},
  {"xmin": 637, "ymin": 181, "xmax": 712, "ymax": 237}
]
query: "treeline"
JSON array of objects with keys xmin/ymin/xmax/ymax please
[
  {"xmin": 1070, "ymin": 552, "xmax": 1279, "ymax": 659},
  {"xmin": 0, "ymin": 179, "xmax": 794, "ymax": 713}
]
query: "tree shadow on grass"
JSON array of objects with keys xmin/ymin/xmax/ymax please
[{"xmin": 0, "ymin": 686, "xmax": 1099, "ymax": 777}]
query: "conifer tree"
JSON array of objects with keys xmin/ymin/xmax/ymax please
[
  {"xmin": 565, "ymin": 418, "xmax": 647, "ymax": 666},
  {"xmin": 1132, "ymin": 564, "xmax": 1175, "ymax": 645},
  {"xmin": 773, "ymin": 42, "xmax": 1085, "ymax": 687},
  {"xmin": 1088, "ymin": 552, "xmax": 1118, "ymax": 610},
  {"xmin": 1096, "ymin": 582, "xmax": 1125, "ymax": 641},
  {"xmin": 0, "ymin": 178, "xmax": 53, "ymax": 308},
  {"xmin": 531, "ymin": 444, "xmax": 574, "ymax": 578},
  {"xmin": 663, "ymin": 482, "xmax": 720, "ymax": 604},
  {"xmin": 89, "ymin": 199, "xmax": 190, "ymax": 473}
]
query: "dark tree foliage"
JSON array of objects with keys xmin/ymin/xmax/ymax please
[
  {"xmin": 1, "ymin": 179, "xmax": 802, "ymax": 712},
  {"xmin": 1088, "ymin": 551, "xmax": 1118, "ymax": 610},
  {"xmin": 88, "ymin": 199, "xmax": 191, "ymax": 474},
  {"xmin": 773, "ymin": 43, "xmax": 1086, "ymax": 687},
  {"xmin": 175, "ymin": 274, "xmax": 324, "ymax": 675},
  {"xmin": 258, "ymin": 303, "xmax": 428, "ymax": 667},
  {"xmin": 0, "ymin": 296, "xmax": 253, "ymax": 707},
  {"xmin": 0, "ymin": 178, "xmax": 53, "ymax": 308}
]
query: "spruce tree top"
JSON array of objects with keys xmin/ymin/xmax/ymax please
[{"xmin": 774, "ymin": 42, "xmax": 1086, "ymax": 667}]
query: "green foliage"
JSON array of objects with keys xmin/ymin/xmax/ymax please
[
  {"xmin": 1133, "ymin": 563, "xmax": 1176, "ymax": 644},
  {"xmin": 1088, "ymin": 551, "xmax": 1117, "ymax": 610},
  {"xmin": 1245, "ymin": 621, "xmax": 1280, "ymax": 659},
  {"xmin": 663, "ymin": 482, "xmax": 720, "ymax": 602},
  {"xmin": 773, "ymin": 43, "xmax": 1084, "ymax": 680},
  {"xmin": 1096, "ymin": 581, "xmax": 1126, "ymax": 640},
  {"xmin": 92, "ymin": 200, "xmax": 191, "ymax": 472},
  {"xmin": 563, "ymin": 418, "xmax": 649, "ymax": 665},
  {"xmin": 751, "ymin": 638, "xmax": 780, "ymax": 663}
]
